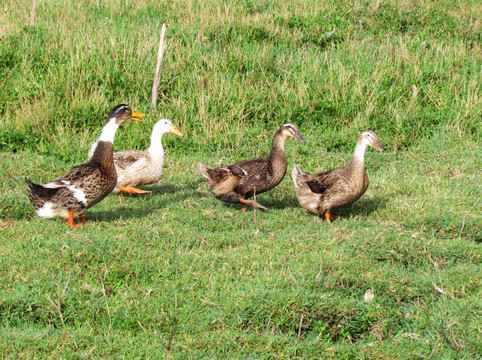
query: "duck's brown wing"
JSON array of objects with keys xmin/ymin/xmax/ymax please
[
  {"xmin": 113, "ymin": 150, "xmax": 145, "ymax": 171},
  {"xmin": 305, "ymin": 168, "xmax": 344, "ymax": 194},
  {"xmin": 47, "ymin": 163, "xmax": 116, "ymax": 206},
  {"xmin": 225, "ymin": 164, "xmax": 248, "ymax": 177},
  {"xmin": 230, "ymin": 157, "xmax": 270, "ymax": 177},
  {"xmin": 49, "ymin": 163, "xmax": 101, "ymax": 185},
  {"xmin": 230, "ymin": 157, "xmax": 276, "ymax": 195}
]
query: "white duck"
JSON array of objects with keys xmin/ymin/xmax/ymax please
[{"xmin": 88, "ymin": 118, "xmax": 183, "ymax": 196}]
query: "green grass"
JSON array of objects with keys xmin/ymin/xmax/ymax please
[
  {"xmin": 1, "ymin": 0, "xmax": 480, "ymax": 160},
  {"xmin": 0, "ymin": 0, "xmax": 481, "ymax": 358},
  {"xmin": 1, "ymin": 133, "xmax": 480, "ymax": 358}
]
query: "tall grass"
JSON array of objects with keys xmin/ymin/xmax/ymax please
[{"xmin": 0, "ymin": 0, "xmax": 480, "ymax": 162}]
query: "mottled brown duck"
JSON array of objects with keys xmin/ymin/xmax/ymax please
[
  {"xmin": 88, "ymin": 118, "xmax": 183, "ymax": 197},
  {"xmin": 200, "ymin": 122, "xmax": 306, "ymax": 211},
  {"xmin": 291, "ymin": 130, "xmax": 384, "ymax": 222},
  {"xmin": 25, "ymin": 104, "xmax": 144, "ymax": 226}
]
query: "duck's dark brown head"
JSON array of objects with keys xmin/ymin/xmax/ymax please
[{"xmin": 105, "ymin": 104, "xmax": 145, "ymax": 126}]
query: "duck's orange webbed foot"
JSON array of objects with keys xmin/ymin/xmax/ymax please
[
  {"xmin": 119, "ymin": 186, "xmax": 152, "ymax": 197},
  {"xmin": 79, "ymin": 214, "xmax": 87, "ymax": 224},
  {"xmin": 324, "ymin": 212, "xmax": 337, "ymax": 223},
  {"xmin": 67, "ymin": 210, "xmax": 79, "ymax": 227},
  {"xmin": 239, "ymin": 198, "xmax": 269, "ymax": 211}
]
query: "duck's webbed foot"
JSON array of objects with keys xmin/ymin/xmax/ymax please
[
  {"xmin": 239, "ymin": 198, "xmax": 269, "ymax": 211},
  {"xmin": 67, "ymin": 210, "xmax": 80, "ymax": 227},
  {"xmin": 119, "ymin": 186, "xmax": 152, "ymax": 198},
  {"xmin": 324, "ymin": 212, "xmax": 337, "ymax": 223}
]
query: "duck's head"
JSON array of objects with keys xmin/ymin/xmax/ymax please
[
  {"xmin": 360, "ymin": 131, "xmax": 384, "ymax": 151},
  {"xmin": 153, "ymin": 119, "xmax": 184, "ymax": 137},
  {"xmin": 106, "ymin": 104, "xmax": 145, "ymax": 126},
  {"xmin": 279, "ymin": 122, "xmax": 306, "ymax": 142}
]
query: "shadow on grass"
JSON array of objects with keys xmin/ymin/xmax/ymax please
[
  {"xmin": 86, "ymin": 180, "xmax": 208, "ymax": 222},
  {"xmin": 212, "ymin": 193, "xmax": 299, "ymax": 212},
  {"xmin": 254, "ymin": 195, "xmax": 299, "ymax": 210},
  {"xmin": 86, "ymin": 205, "xmax": 157, "ymax": 222},
  {"xmin": 146, "ymin": 179, "xmax": 206, "ymax": 199},
  {"xmin": 335, "ymin": 196, "xmax": 388, "ymax": 219},
  {"xmin": 277, "ymin": 195, "xmax": 388, "ymax": 221}
]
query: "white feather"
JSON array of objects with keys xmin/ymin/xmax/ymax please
[
  {"xmin": 36, "ymin": 202, "xmax": 69, "ymax": 219},
  {"xmin": 88, "ymin": 139, "xmax": 99, "ymax": 159},
  {"xmin": 97, "ymin": 118, "xmax": 118, "ymax": 143},
  {"xmin": 68, "ymin": 185, "xmax": 87, "ymax": 205},
  {"xmin": 43, "ymin": 181, "xmax": 69, "ymax": 189}
]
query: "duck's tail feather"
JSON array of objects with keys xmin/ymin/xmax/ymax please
[
  {"xmin": 25, "ymin": 177, "xmax": 58, "ymax": 203},
  {"xmin": 25, "ymin": 177, "xmax": 42, "ymax": 193},
  {"xmin": 199, "ymin": 163, "xmax": 211, "ymax": 179},
  {"xmin": 292, "ymin": 164, "xmax": 305, "ymax": 175},
  {"xmin": 291, "ymin": 164, "xmax": 305, "ymax": 184}
]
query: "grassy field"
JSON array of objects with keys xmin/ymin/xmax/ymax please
[{"xmin": 1, "ymin": 0, "xmax": 481, "ymax": 358}]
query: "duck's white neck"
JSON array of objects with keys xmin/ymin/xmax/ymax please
[
  {"xmin": 148, "ymin": 126, "xmax": 166, "ymax": 157},
  {"xmin": 350, "ymin": 140, "xmax": 368, "ymax": 166},
  {"xmin": 98, "ymin": 118, "xmax": 119, "ymax": 144}
]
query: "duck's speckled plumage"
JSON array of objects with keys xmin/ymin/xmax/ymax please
[
  {"xmin": 292, "ymin": 131, "xmax": 383, "ymax": 221},
  {"xmin": 26, "ymin": 141, "xmax": 117, "ymax": 216},
  {"xmin": 200, "ymin": 122, "xmax": 305, "ymax": 211},
  {"xmin": 25, "ymin": 104, "xmax": 144, "ymax": 225}
]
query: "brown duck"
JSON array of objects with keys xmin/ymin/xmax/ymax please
[
  {"xmin": 200, "ymin": 122, "xmax": 306, "ymax": 211},
  {"xmin": 291, "ymin": 130, "xmax": 384, "ymax": 222},
  {"xmin": 25, "ymin": 104, "xmax": 144, "ymax": 226}
]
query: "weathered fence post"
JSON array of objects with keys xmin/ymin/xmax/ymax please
[
  {"xmin": 30, "ymin": 0, "xmax": 38, "ymax": 26},
  {"xmin": 151, "ymin": 23, "xmax": 167, "ymax": 107}
]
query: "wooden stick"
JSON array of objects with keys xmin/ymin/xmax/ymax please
[
  {"xmin": 100, "ymin": 269, "xmax": 112, "ymax": 331},
  {"xmin": 193, "ymin": 231, "xmax": 211, "ymax": 247},
  {"xmin": 297, "ymin": 314, "xmax": 304, "ymax": 340},
  {"xmin": 151, "ymin": 23, "xmax": 167, "ymax": 107},
  {"xmin": 30, "ymin": 0, "xmax": 38, "ymax": 26}
]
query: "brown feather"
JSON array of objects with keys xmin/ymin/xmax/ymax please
[
  {"xmin": 292, "ymin": 131, "xmax": 383, "ymax": 218},
  {"xmin": 200, "ymin": 123, "xmax": 305, "ymax": 208}
]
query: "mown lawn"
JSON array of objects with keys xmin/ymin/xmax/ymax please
[{"xmin": 1, "ymin": 131, "xmax": 480, "ymax": 358}]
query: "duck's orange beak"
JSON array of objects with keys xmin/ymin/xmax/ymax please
[
  {"xmin": 130, "ymin": 110, "xmax": 145, "ymax": 122},
  {"xmin": 170, "ymin": 124, "xmax": 184, "ymax": 137}
]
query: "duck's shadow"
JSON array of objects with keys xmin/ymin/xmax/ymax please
[
  {"xmin": 214, "ymin": 192, "xmax": 300, "ymax": 212},
  {"xmin": 86, "ymin": 180, "xmax": 206, "ymax": 222},
  {"xmin": 147, "ymin": 179, "xmax": 206, "ymax": 200},
  {"xmin": 250, "ymin": 195, "xmax": 299, "ymax": 211},
  {"xmin": 216, "ymin": 195, "xmax": 387, "ymax": 214},
  {"xmin": 334, "ymin": 196, "xmax": 388, "ymax": 219}
]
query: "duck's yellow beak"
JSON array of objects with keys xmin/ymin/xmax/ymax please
[
  {"xmin": 130, "ymin": 110, "xmax": 145, "ymax": 122},
  {"xmin": 170, "ymin": 125, "xmax": 184, "ymax": 137}
]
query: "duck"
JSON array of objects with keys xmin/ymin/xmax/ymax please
[
  {"xmin": 200, "ymin": 122, "xmax": 306, "ymax": 211},
  {"xmin": 291, "ymin": 130, "xmax": 383, "ymax": 222},
  {"xmin": 25, "ymin": 104, "xmax": 145, "ymax": 226},
  {"xmin": 88, "ymin": 118, "xmax": 183, "ymax": 196}
]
